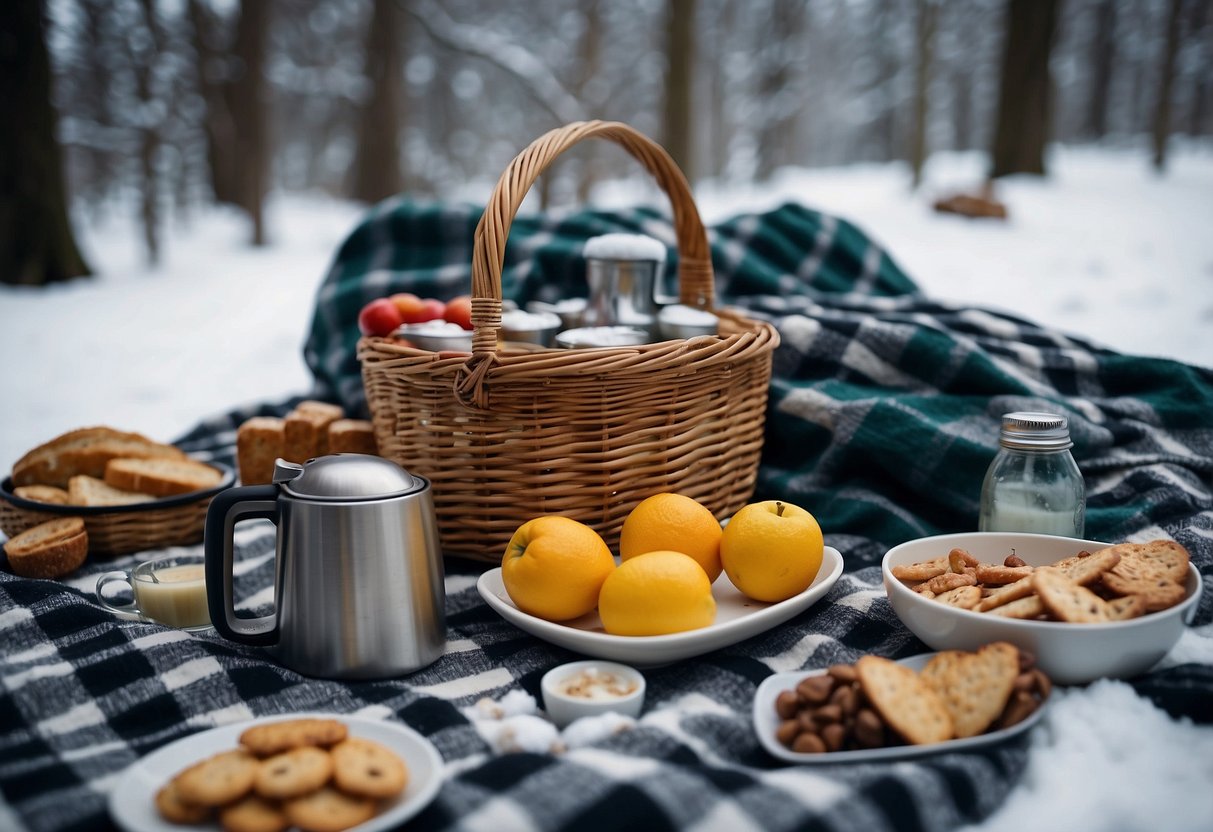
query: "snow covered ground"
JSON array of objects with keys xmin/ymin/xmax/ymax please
[
  {"xmin": 1, "ymin": 145, "xmax": 1211, "ymax": 832},
  {"xmin": 2, "ymin": 144, "xmax": 1211, "ymax": 470}
]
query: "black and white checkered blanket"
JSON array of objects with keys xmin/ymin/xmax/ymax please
[{"xmin": 2, "ymin": 202, "xmax": 1211, "ymax": 832}]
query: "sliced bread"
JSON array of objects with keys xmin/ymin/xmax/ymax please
[
  {"xmin": 13, "ymin": 426, "xmax": 187, "ymax": 488},
  {"xmin": 104, "ymin": 457, "xmax": 224, "ymax": 497},
  {"xmin": 236, "ymin": 416, "xmax": 285, "ymax": 485},
  {"xmin": 13, "ymin": 484, "xmax": 72, "ymax": 505},
  {"xmin": 4, "ymin": 517, "xmax": 88, "ymax": 578},
  {"xmin": 284, "ymin": 401, "xmax": 344, "ymax": 462},
  {"xmin": 68, "ymin": 475, "xmax": 154, "ymax": 506},
  {"xmin": 327, "ymin": 419, "xmax": 378, "ymax": 456}
]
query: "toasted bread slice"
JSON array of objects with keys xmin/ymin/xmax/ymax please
[
  {"xmin": 13, "ymin": 427, "xmax": 186, "ymax": 488},
  {"xmin": 327, "ymin": 419, "xmax": 378, "ymax": 456},
  {"xmin": 4, "ymin": 517, "xmax": 88, "ymax": 578},
  {"xmin": 284, "ymin": 402, "xmax": 344, "ymax": 461},
  {"xmin": 104, "ymin": 457, "xmax": 224, "ymax": 498},
  {"xmin": 68, "ymin": 475, "xmax": 154, "ymax": 506},
  {"xmin": 13, "ymin": 485, "xmax": 72, "ymax": 505},
  {"xmin": 236, "ymin": 417, "xmax": 285, "ymax": 485}
]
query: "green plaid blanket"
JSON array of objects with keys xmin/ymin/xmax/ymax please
[{"xmin": 304, "ymin": 200, "xmax": 1213, "ymax": 570}]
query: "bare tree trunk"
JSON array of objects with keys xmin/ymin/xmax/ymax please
[
  {"xmin": 909, "ymin": 0, "xmax": 940, "ymax": 189},
  {"xmin": 349, "ymin": 0, "xmax": 405, "ymax": 203},
  {"xmin": 1152, "ymin": 0, "xmax": 1185, "ymax": 171},
  {"xmin": 1189, "ymin": 1, "xmax": 1212, "ymax": 135},
  {"xmin": 575, "ymin": 0, "xmax": 602, "ymax": 203},
  {"xmin": 662, "ymin": 0, "xmax": 696, "ymax": 180},
  {"xmin": 754, "ymin": 0, "xmax": 807, "ymax": 180},
  {"xmin": 188, "ymin": 0, "xmax": 241, "ymax": 207},
  {"xmin": 233, "ymin": 0, "xmax": 270, "ymax": 245},
  {"xmin": 989, "ymin": 0, "xmax": 1060, "ymax": 178},
  {"xmin": 1083, "ymin": 0, "xmax": 1117, "ymax": 141},
  {"xmin": 133, "ymin": 0, "xmax": 165, "ymax": 265},
  {"xmin": 0, "ymin": 0, "xmax": 90, "ymax": 285}
]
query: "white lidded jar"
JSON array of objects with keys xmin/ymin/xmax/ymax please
[{"xmin": 978, "ymin": 411, "xmax": 1085, "ymax": 537}]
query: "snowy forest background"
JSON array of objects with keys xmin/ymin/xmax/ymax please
[{"xmin": 17, "ymin": 0, "xmax": 1213, "ymax": 271}]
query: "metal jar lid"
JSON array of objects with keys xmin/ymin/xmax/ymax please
[
  {"xmin": 998, "ymin": 411, "xmax": 1073, "ymax": 451},
  {"xmin": 274, "ymin": 454, "xmax": 424, "ymax": 501}
]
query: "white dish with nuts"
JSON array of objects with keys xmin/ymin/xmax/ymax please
[
  {"xmin": 541, "ymin": 660, "xmax": 646, "ymax": 728},
  {"xmin": 752, "ymin": 653, "xmax": 1049, "ymax": 764}
]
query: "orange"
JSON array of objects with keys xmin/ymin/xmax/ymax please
[
  {"xmin": 619, "ymin": 493, "xmax": 723, "ymax": 582},
  {"xmin": 598, "ymin": 550, "xmax": 716, "ymax": 636},
  {"xmin": 720, "ymin": 500, "xmax": 824, "ymax": 602},
  {"xmin": 501, "ymin": 516, "xmax": 615, "ymax": 622}
]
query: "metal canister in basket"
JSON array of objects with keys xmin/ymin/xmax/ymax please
[{"xmin": 581, "ymin": 232, "xmax": 668, "ymax": 336}]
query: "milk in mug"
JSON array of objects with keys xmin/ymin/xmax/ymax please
[{"xmin": 134, "ymin": 563, "xmax": 211, "ymax": 629}]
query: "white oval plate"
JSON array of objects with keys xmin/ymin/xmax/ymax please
[
  {"xmin": 753, "ymin": 653, "xmax": 1049, "ymax": 764},
  {"xmin": 477, "ymin": 546, "xmax": 844, "ymax": 667},
  {"xmin": 108, "ymin": 712, "xmax": 444, "ymax": 832}
]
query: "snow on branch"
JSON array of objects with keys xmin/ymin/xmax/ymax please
[{"xmin": 405, "ymin": 0, "xmax": 584, "ymax": 124}]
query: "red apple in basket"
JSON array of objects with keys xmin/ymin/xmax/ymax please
[
  {"xmin": 444, "ymin": 295, "xmax": 473, "ymax": 330},
  {"xmin": 391, "ymin": 293, "xmax": 445, "ymax": 323},
  {"xmin": 358, "ymin": 298, "xmax": 404, "ymax": 337}
]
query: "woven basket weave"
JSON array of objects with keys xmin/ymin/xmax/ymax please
[{"xmin": 359, "ymin": 120, "xmax": 779, "ymax": 562}]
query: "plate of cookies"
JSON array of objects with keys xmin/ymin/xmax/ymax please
[
  {"xmin": 108, "ymin": 713, "xmax": 444, "ymax": 832},
  {"xmin": 753, "ymin": 643, "xmax": 1051, "ymax": 764},
  {"xmin": 882, "ymin": 532, "xmax": 1202, "ymax": 685}
]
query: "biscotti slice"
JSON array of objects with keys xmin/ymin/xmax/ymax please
[
  {"xmin": 104, "ymin": 457, "xmax": 223, "ymax": 498},
  {"xmin": 327, "ymin": 419, "xmax": 378, "ymax": 456},
  {"xmin": 68, "ymin": 475, "xmax": 154, "ymax": 506},
  {"xmin": 13, "ymin": 485, "xmax": 72, "ymax": 505},
  {"xmin": 4, "ymin": 517, "xmax": 88, "ymax": 578},
  {"xmin": 13, "ymin": 427, "xmax": 187, "ymax": 487},
  {"xmin": 284, "ymin": 401, "xmax": 344, "ymax": 462},
  {"xmin": 237, "ymin": 417, "xmax": 285, "ymax": 485}
]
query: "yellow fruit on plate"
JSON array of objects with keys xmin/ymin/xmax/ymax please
[
  {"xmin": 502, "ymin": 516, "xmax": 615, "ymax": 622},
  {"xmin": 618, "ymin": 493, "xmax": 723, "ymax": 582},
  {"xmin": 720, "ymin": 500, "xmax": 824, "ymax": 602},
  {"xmin": 598, "ymin": 550, "xmax": 717, "ymax": 636}
]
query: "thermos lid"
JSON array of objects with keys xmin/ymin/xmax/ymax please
[
  {"xmin": 274, "ymin": 454, "xmax": 425, "ymax": 501},
  {"xmin": 998, "ymin": 411, "xmax": 1073, "ymax": 451}
]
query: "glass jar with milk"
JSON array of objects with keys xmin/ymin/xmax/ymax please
[{"xmin": 978, "ymin": 411, "xmax": 1085, "ymax": 537}]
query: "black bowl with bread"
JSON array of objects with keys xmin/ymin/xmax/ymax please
[{"xmin": 1, "ymin": 427, "xmax": 234, "ymax": 565}]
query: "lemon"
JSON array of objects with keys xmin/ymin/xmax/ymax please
[{"xmin": 598, "ymin": 550, "xmax": 716, "ymax": 636}]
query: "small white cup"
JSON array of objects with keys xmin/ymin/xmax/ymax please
[
  {"xmin": 96, "ymin": 551, "xmax": 212, "ymax": 632},
  {"xmin": 541, "ymin": 660, "xmax": 646, "ymax": 728}
]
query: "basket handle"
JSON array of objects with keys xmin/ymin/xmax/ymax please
[{"xmin": 467, "ymin": 120, "xmax": 715, "ymax": 356}]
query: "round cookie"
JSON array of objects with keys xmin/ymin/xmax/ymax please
[
  {"xmin": 255, "ymin": 746, "xmax": 334, "ymax": 799},
  {"xmin": 240, "ymin": 718, "xmax": 348, "ymax": 757},
  {"xmin": 174, "ymin": 748, "xmax": 259, "ymax": 807},
  {"xmin": 219, "ymin": 794, "xmax": 290, "ymax": 832},
  {"xmin": 154, "ymin": 779, "xmax": 211, "ymax": 824},
  {"xmin": 284, "ymin": 785, "xmax": 377, "ymax": 832},
  {"xmin": 330, "ymin": 737, "xmax": 408, "ymax": 799}
]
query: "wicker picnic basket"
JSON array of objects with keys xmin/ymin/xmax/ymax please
[{"xmin": 359, "ymin": 120, "xmax": 780, "ymax": 561}]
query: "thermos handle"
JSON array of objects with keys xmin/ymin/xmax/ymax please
[{"xmin": 204, "ymin": 485, "xmax": 279, "ymax": 647}]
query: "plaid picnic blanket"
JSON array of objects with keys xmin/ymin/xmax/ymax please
[{"xmin": 1, "ymin": 201, "xmax": 1211, "ymax": 832}]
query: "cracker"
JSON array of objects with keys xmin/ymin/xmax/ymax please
[
  {"xmin": 892, "ymin": 556, "xmax": 949, "ymax": 582},
  {"xmin": 988, "ymin": 594, "xmax": 1046, "ymax": 619},
  {"xmin": 1105, "ymin": 540, "xmax": 1190, "ymax": 585},
  {"xmin": 1033, "ymin": 569, "xmax": 1112, "ymax": 623},
  {"xmin": 917, "ymin": 571, "xmax": 978, "ymax": 595},
  {"xmin": 174, "ymin": 749, "xmax": 258, "ymax": 807},
  {"xmin": 254, "ymin": 746, "xmax": 334, "ymax": 799},
  {"xmin": 932, "ymin": 585, "xmax": 982, "ymax": 610},
  {"xmin": 855, "ymin": 656, "xmax": 953, "ymax": 745},
  {"xmin": 219, "ymin": 794, "xmax": 290, "ymax": 832},
  {"xmin": 154, "ymin": 779, "xmax": 211, "ymax": 824},
  {"xmin": 974, "ymin": 574, "xmax": 1036, "ymax": 612},
  {"xmin": 1101, "ymin": 574, "xmax": 1186, "ymax": 612},
  {"xmin": 920, "ymin": 642, "xmax": 1020, "ymax": 738},
  {"xmin": 240, "ymin": 718, "xmax": 348, "ymax": 757},
  {"xmin": 1104, "ymin": 594, "xmax": 1147, "ymax": 621},
  {"xmin": 1057, "ymin": 547, "xmax": 1121, "ymax": 586},
  {"xmin": 283, "ymin": 785, "xmax": 376, "ymax": 832},
  {"xmin": 330, "ymin": 737, "xmax": 408, "ymax": 799}
]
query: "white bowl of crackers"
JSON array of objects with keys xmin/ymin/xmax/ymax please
[{"xmin": 882, "ymin": 532, "xmax": 1202, "ymax": 686}]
